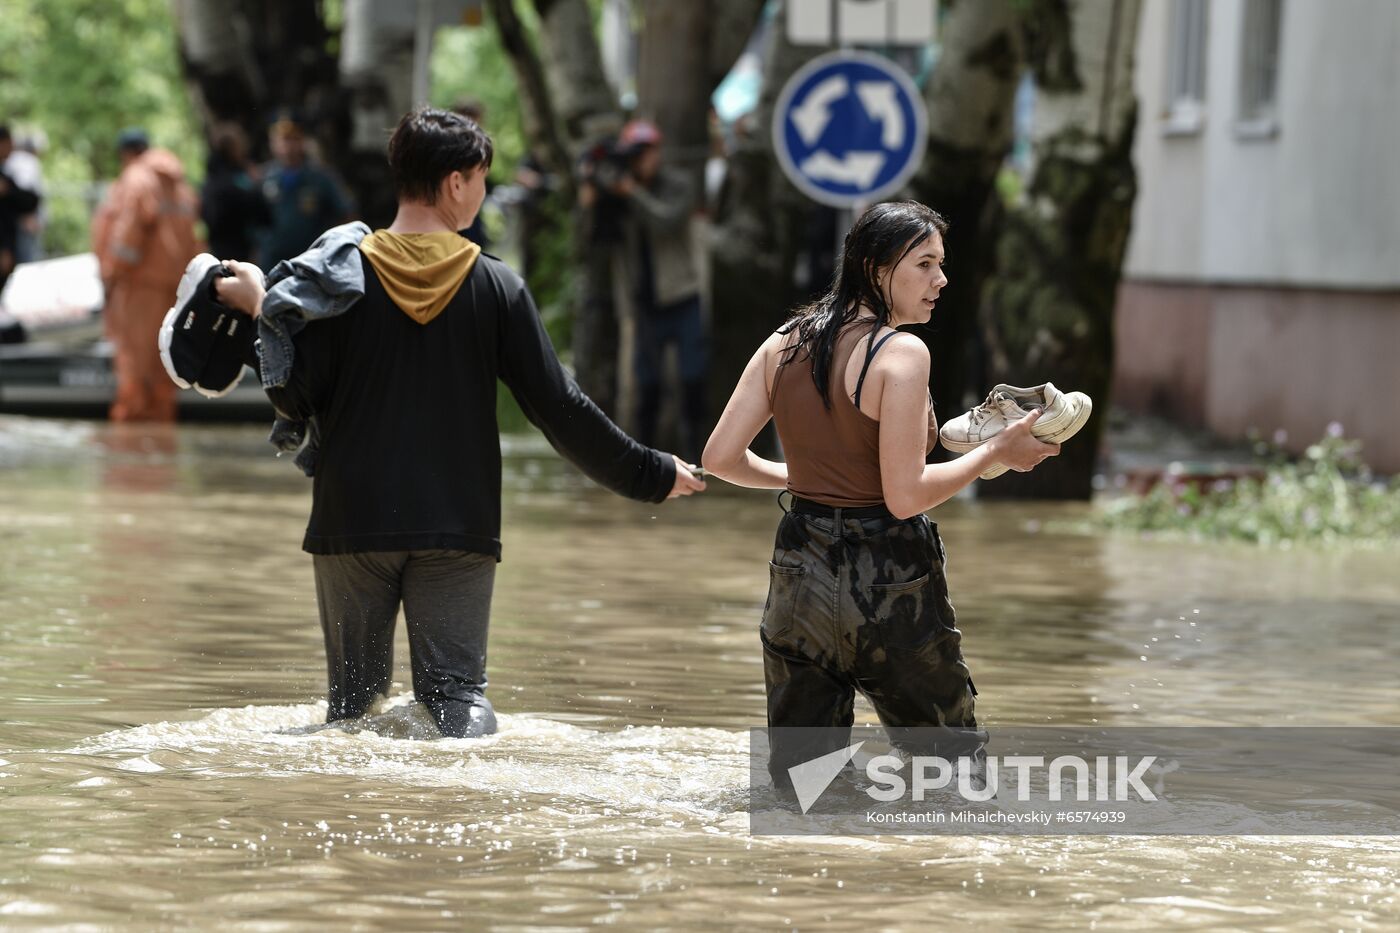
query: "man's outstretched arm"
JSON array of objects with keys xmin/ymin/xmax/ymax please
[{"xmin": 497, "ymin": 279, "xmax": 701, "ymax": 502}]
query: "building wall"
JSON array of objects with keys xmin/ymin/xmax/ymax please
[
  {"xmin": 1115, "ymin": 282, "xmax": 1400, "ymax": 472},
  {"xmin": 1116, "ymin": 0, "xmax": 1400, "ymax": 472},
  {"xmin": 1126, "ymin": 0, "xmax": 1400, "ymax": 287}
]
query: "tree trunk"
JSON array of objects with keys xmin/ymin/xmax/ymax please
[
  {"xmin": 631, "ymin": 0, "xmax": 766, "ymax": 442},
  {"xmin": 171, "ymin": 0, "xmax": 402, "ymax": 228},
  {"xmin": 906, "ymin": 0, "xmax": 1027, "ymax": 450},
  {"xmin": 506, "ymin": 0, "xmax": 621, "ymax": 414},
  {"xmin": 978, "ymin": 0, "xmax": 1141, "ymax": 500},
  {"xmin": 636, "ymin": 0, "xmax": 712, "ymax": 186},
  {"xmin": 534, "ymin": 0, "xmax": 621, "ymax": 145},
  {"xmin": 709, "ymin": 7, "xmax": 838, "ymax": 456},
  {"xmin": 634, "ymin": 0, "xmax": 763, "ymax": 188},
  {"xmin": 483, "ymin": 0, "xmax": 574, "ymax": 199}
]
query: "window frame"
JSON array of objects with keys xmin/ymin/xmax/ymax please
[
  {"xmin": 1235, "ymin": 0, "xmax": 1284, "ymax": 140},
  {"xmin": 1163, "ymin": 0, "xmax": 1209, "ymax": 136}
]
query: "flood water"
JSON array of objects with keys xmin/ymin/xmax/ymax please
[{"xmin": 2, "ymin": 416, "xmax": 1398, "ymax": 930}]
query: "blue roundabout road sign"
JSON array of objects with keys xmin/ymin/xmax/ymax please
[{"xmin": 772, "ymin": 50, "xmax": 929, "ymax": 209}]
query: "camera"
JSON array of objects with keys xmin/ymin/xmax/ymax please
[
  {"xmin": 577, "ymin": 135, "xmax": 641, "ymax": 244},
  {"xmin": 578, "ymin": 136, "xmax": 633, "ymax": 188}
]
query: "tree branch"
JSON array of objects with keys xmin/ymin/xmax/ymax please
[{"xmin": 485, "ymin": 0, "xmax": 573, "ymax": 192}]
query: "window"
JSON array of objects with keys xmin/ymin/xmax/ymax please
[
  {"xmin": 1237, "ymin": 0, "xmax": 1283, "ymax": 136},
  {"xmin": 1164, "ymin": 0, "xmax": 1208, "ymax": 134}
]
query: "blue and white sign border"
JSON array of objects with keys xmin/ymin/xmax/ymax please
[{"xmin": 771, "ymin": 50, "xmax": 929, "ymax": 209}]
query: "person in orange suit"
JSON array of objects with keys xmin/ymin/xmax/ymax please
[{"xmin": 91, "ymin": 129, "xmax": 199, "ymax": 422}]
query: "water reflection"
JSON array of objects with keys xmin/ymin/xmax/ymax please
[{"xmin": 1, "ymin": 417, "xmax": 1398, "ymax": 929}]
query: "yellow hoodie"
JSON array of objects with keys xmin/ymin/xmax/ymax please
[{"xmin": 358, "ymin": 230, "xmax": 481, "ymax": 325}]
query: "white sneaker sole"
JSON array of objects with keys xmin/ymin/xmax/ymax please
[
  {"xmin": 158, "ymin": 253, "xmax": 221, "ymax": 390},
  {"xmin": 157, "ymin": 253, "xmax": 252, "ymax": 399},
  {"xmin": 940, "ymin": 431, "xmax": 994, "ymax": 455}
]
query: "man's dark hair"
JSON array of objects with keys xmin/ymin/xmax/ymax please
[
  {"xmin": 0, "ymin": 125, "xmax": 11, "ymax": 144},
  {"xmin": 387, "ymin": 107, "xmax": 493, "ymax": 205}
]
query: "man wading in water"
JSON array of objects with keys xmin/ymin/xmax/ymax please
[{"xmin": 215, "ymin": 108, "xmax": 704, "ymax": 737}]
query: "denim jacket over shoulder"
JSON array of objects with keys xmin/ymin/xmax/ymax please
[
  {"xmin": 256, "ymin": 221, "xmax": 371, "ymax": 388},
  {"xmin": 255, "ymin": 221, "xmax": 370, "ymax": 473}
]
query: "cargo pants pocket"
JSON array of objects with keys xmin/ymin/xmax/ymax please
[{"xmin": 761, "ymin": 562, "xmax": 805, "ymax": 643}]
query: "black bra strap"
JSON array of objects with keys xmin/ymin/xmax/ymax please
[{"xmin": 853, "ymin": 330, "xmax": 900, "ymax": 412}]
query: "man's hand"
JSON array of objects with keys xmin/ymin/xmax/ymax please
[
  {"xmin": 214, "ymin": 260, "xmax": 266, "ymax": 317},
  {"xmin": 668, "ymin": 455, "xmax": 706, "ymax": 498},
  {"xmin": 987, "ymin": 409, "xmax": 1061, "ymax": 472},
  {"xmin": 611, "ymin": 174, "xmax": 635, "ymax": 197}
]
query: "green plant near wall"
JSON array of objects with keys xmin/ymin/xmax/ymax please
[{"xmin": 1099, "ymin": 428, "xmax": 1400, "ymax": 548}]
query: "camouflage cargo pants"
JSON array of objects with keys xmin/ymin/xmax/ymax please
[{"xmin": 761, "ymin": 497, "xmax": 981, "ymax": 783}]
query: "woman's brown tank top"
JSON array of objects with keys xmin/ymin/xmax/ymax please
[{"xmin": 770, "ymin": 322, "xmax": 937, "ymax": 507}]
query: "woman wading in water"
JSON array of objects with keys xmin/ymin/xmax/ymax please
[{"xmin": 702, "ymin": 201, "xmax": 1058, "ymax": 787}]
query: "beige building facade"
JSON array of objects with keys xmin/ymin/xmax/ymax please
[{"xmin": 1115, "ymin": 0, "xmax": 1400, "ymax": 470}]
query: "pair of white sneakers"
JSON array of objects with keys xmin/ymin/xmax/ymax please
[{"xmin": 939, "ymin": 382, "xmax": 1093, "ymax": 479}]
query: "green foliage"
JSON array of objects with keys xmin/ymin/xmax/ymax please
[
  {"xmin": 0, "ymin": 0, "xmax": 200, "ymax": 256},
  {"xmin": 1099, "ymin": 429, "xmax": 1400, "ymax": 548},
  {"xmin": 3, "ymin": 0, "xmax": 579, "ymax": 380},
  {"xmin": 35, "ymin": 151, "xmax": 103, "ymax": 260},
  {"xmin": 430, "ymin": 22, "xmax": 526, "ymax": 180},
  {"xmin": 523, "ymin": 193, "xmax": 575, "ymax": 349}
]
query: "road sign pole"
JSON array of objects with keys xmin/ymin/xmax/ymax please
[{"xmin": 836, "ymin": 207, "xmax": 853, "ymax": 263}]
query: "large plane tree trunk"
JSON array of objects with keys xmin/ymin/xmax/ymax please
[
  {"xmin": 488, "ymin": 0, "xmax": 623, "ymax": 412},
  {"xmin": 171, "ymin": 0, "xmax": 404, "ymax": 228},
  {"xmin": 709, "ymin": 7, "xmax": 838, "ymax": 455},
  {"xmin": 979, "ymin": 0, "xmax": 1142, "ymax": 500},
  {"xmin": 531, "ymin": 0, "xmax": 625, "ymax": 415},
  {"xmin": 629, "ymin": 0, "xmax": 766, "ymax": 438},
  {"xmin": 635, "ymin": 0, "xmax": 765, "ymax": 187},
  {"xmin": 906, "ymin": 0, "xmax": 1027, "ymax": 449}
]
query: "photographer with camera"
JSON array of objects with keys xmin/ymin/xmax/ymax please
[{"xmin": 578, "ymin": 120, "xmax": 708, "ymax": 463}]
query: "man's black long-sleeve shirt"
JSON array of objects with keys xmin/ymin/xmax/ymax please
[{"xmin": 265, "ymin": 251, "xmax": 675, "ymax": 559}]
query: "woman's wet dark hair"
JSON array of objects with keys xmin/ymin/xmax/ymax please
[
  {"xmin": 782, "ymin": 200, "xmax": 947, "ymax": 407},
  {"xmin": 387, "ymin": 107, "xmax": 494, "ymax": 205}
]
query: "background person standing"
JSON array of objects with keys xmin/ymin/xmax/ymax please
[
  {"xmin": 258, "ymin": 116, "xmax": 351, "ymax": 270},
  {"xmin": 582, "ymin": 119, "xmax": 709, "ymax": 462},
  {"xmin": 1, "ymin": 126, "xmax": 44, "ymax": 265},
  {"xmin": 0, "ymin": 125, "xmax": 41, "ymax": 293},
  {"xmin": 201, "ymin": 121, "xmax": 270, "ymax": 263},
  {"xmin": 90, "ymin": 128, "xmax": 198, "ymax": 423}
]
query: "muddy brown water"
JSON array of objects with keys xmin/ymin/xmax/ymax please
[{"xmin": 1, "ymin": 418, "xmax": 1397, "ymax": 930}]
